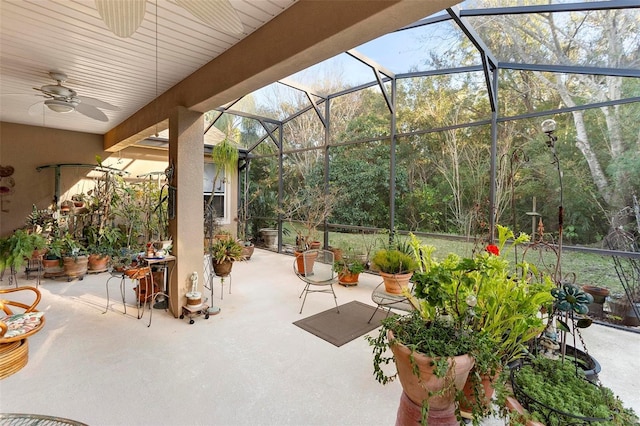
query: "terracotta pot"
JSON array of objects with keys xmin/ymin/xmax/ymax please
[
  {"xmin": 42, "ymin": 258, "xmax": 64, "ymax": 277},
  {"xmin": 505, "ymin": 395, "xmax": 546, "ymax": 426},
  {"xmin": 88, "ymin": 254, "xmax": 110, "ymax": 271},
  {"xmin": 380, "ymin": 271, "xmax": 413, "ymax": 294},
  {"xmin": 338, "ymin": 271, "xmax": 360, "ymax": 286},
  {"xmin": 388, "ymin": 330, "xmax": 474, "ymax": 426},
  {"xmin": 212, "ymin": 259, "xmax": 233, "ymax": 277},
  {"xmin": 63, "ymin": 255, "xmax": 88, "ymax": 280},
  {"xmin": 582, "ymin": 285, "xmax": 610, "ymax": 304},
  {"xmin": 295, "ymin": 250, "xmax": 319, "ymax": 275},
  {"xmin": 460, "ymin": 368, "xmax": 500, "ymax": 414},
  {"xmin": 241, "ymin": 244, "xmax": 255, "ymax": 260},
  {"xmin": 329, "ymin": 247, "xmax": 343, "ymax": 261},
  {"xmin": 309, "ymin": 241, "xmax": 322, "ymax": 250},
  {"xmin": 31, "ymin": 248, "xmax": 47, "ymax": 260}
]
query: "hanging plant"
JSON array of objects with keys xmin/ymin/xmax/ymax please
[{"xmin": 210, "ymin": 137, "xmax": 239, "ymax": 185}]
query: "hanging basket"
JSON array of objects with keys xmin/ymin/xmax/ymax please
[{"xmin": 510, "ymin": 362, "xmax": 611, "ymax": 425}]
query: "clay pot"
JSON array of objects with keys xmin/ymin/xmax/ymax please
[
  {"xmin": 389, "ymin": 330, "xmax": 474, "ymax": 426},
  {"xmin": 380, "ymin": 271, "xmax": 413, "ymax": 294},
  {"xmin": 460, "ymin": 368, "xmax": 500, "ymax": 414},
  {"xmin": 582, "ymin": 285, "xmax": 610, "ymax": 304},
  {"xmin": 42, "ymin": 258, "xmax": 64, "ymax": 277},
  {"xmin": 212, "ymin": 259, "xmax": 233, "ymax": 277},
  {"xmin": 295, "ymin": 250, "xmax": 319, "ymax": 275},
  {"xmin": 241, "ymin": 244, "xmax": 254, "ymax": 260},
  {"xmin": 338, "ymin": 271, "xmax": 360, "ymax": 286},
  {"xmin": 63, "ymin": 255, "xmax": 88, "ymax": 280},
  {"xmin": 88, "ymin": 254, "xmax": 110, "ymax": 272}
]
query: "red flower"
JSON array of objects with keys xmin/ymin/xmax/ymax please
[{"xmin": 486, "ymin": 244, "xmax": 500, "ymax": 256}]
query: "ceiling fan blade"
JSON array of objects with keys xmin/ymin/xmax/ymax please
[
  {"xmin": 174, "ymin": 0, "xmax": 243, "ymax": 34},
  {"xmin": 76, "ymin": 103, "xmax": 109, "ymax": 122},
  {"xmin": 27, "ymin": 101, "xmax": 45, "ymax": 116},
  {"xmin": 95, "ymin": 0, "xmax": 146, "ymax": 38},
  {"xmin": 77, "ymin": 95, "xmax": 121, "ymax": 111}
]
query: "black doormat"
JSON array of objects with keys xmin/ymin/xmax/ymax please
[{"xmin": 293, "ymin": 300, "xmax": 388, "ymax": 347}]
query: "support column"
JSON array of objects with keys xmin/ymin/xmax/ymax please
[{"xmin": 168, "ymin": 106, "xmax": 204, "ymax": 317}]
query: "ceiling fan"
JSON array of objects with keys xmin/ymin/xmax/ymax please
[
  {"xmin": 95, "ymin": 0, "xmax": 244, "ymax": 38},
  {"xmin": 29, "ymin": 71, "xmax": 120, "ymax": 122}
]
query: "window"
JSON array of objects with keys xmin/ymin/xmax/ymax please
[{"xmin": 204, "ymin": 163, "xmax": 228, "ymax": 223}]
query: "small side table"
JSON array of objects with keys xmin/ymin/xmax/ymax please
[{"xmin": 369, "ymin": 282, "xmax": 414, "ymax": 323}]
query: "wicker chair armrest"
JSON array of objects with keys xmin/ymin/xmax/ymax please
[{"xmin": 0, "ymin": 286, "xmax": 42, "ymax": 316}]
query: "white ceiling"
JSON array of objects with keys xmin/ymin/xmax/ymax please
[{"xmin": 0, "ymin": 0, "xmax": 298, "ymax": 135}]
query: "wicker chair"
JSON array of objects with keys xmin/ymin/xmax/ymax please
[{"xmin": 0, "ymin": 286, "xmax": 45, "ymax": 379}]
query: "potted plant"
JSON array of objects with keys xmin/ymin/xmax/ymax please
[
  {"xmin": 53, "ymin": 233, "xmax": 88, "ymax": 281},
  {"xmin": 370, "ymin": 248, "xmax": 418, "ymax": 294},
  {"xmin": 498, "ymin": 356, "xmax": 638, "ymax": 425},
  {"xmin": 279, "ymin": 183, "xmax": 339, "ymax": 251},
  {"xmin": 333, "ymin": 250, "xmax": 366, "ymax": 286},
  {"xmin": 367, "ymin": 309, "xmax": 496, "ymax": 425},
  {"xmin": 85, "ymin": 224, "xmax": 123, "ymax": 272},
  {"xmin": 407, "ymin": 226, "xmax": 556, "ymax": 414},
  {"xmin": 0, "ymin": 229, "xmax": 47, "ymax": 275},
  {"xmin": 209, "ymin": 238, "xmax": 244, "ymax": 277}
]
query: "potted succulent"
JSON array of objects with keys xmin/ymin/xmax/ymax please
[
  {"xmin": 209, "ymin": 238, "xmax": 244, "ymax": 277},
  {"xmin": 370, "ymin": 247, "xmax": 418, "ymax": 294},
  {"xmin": 499, "ymin": 356, "xmax": 638, "ymax": 426}
]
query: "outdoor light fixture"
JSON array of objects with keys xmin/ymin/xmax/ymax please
[
  {"xmin": 541, "ymin": 119, "xmax": 557, "ymax": 148},
  {"xmin": 541, "ymin": 118, "xmax": 564, "ymax": 277},
  {"xmin": 45, "ymin": 99, "xmax": 76, "ymax": 114}
]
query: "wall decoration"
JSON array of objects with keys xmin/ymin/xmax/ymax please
[{"xmin": 0, "ymin": 164, "xmax": 15, "ymax": 213}]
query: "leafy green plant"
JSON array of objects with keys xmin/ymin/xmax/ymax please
[
  {"xmin": 333, "ymin": 253, "xmax": 366, "ymax": 274},
  {"xmin": 0, "ymin": 230, "xmax": 47, "ymax": 272},
  {"xmin": 209, "ymin": 238, "xmax": 244, "ymax": 264},
  {"xmin": 365, "ymin": 311, "xmax": 496, "ymax": 425},
  {"xmin": 408, "ymin": 225, "xmax": 555, "ymax": 367},
  {"xmin": 85, "ymin": 225, "xmax": 123, "ymax": 257},
  {"xmin": 48, "ymin": 233, "xmax": 86, "ymax": 260}
]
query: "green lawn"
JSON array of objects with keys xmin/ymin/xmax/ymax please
[{"xmin": 317, "ymin": 229, "xmax": 626, "ymax": 295}]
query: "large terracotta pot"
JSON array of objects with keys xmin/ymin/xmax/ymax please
[
  {"xmin": 88, "ymin": 254, "xmax": 110, "ymax": 272},
  {"xmin": 380, "ymin": 271, "xmax": 413, "ymax": 294},
  {"xmin": 42, "ymin": 258, "xmax": 64, "ymax": 277},
  {"xmin": 460, "ymin": 368, "xmax": 500, "ymax": 414},
  {"xmin": 294, "ymin": 250, "xmax": 319, "ymax": 275},
  {"xmin": 63, "ymin": 255, "xmax": 88, "ymax": 280},
  {"xmin": 212, "ymin": 259, "xmax": 233, "ymax": 277},
  {"xmin": 389, "ymin": 330, "xmax": 474, "ymax": 426}
]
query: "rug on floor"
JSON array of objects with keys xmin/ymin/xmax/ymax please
[{"xmin": 293, "ymin": 300, "xmax": 388, "ymax": 347}]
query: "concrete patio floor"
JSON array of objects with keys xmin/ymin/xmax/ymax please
[{"xmin": 1, "ymin": 248, "xmax": 639, "ymax": 425}]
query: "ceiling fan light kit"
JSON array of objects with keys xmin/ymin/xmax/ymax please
[
  {"xmin": 45, "ymin": 99, "xmax": 76, "ymax": 114},
  {"xmin": 25, "ymin": 71, "xmax": 120, "ymax": 122}
]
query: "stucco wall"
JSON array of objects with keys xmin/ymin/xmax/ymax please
[{"xmin": 0, "ymin": 122, "xmax": 170, "ymax": 237}]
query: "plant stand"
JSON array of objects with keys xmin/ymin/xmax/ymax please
[{"xmin": 179, "ymin": 303, "xmax": 211, "ymax": 324}]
